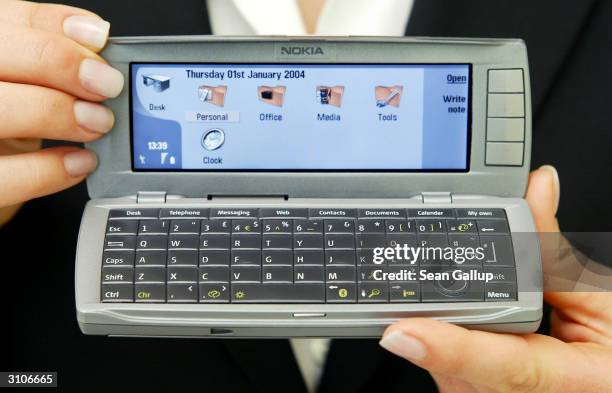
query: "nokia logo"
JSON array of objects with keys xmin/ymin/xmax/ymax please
[{"xmin": 280, "ymin": 46, "xmax": 325, "ymax": 56}]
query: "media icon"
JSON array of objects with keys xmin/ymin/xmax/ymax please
[
  {"xmin": 316, "ymin": 85, "xmax": 344, "ymax": 107},
  {"xmin": 375, "ymin": 85, "xmax": 403, "ymax": 107},
  {"xmin": 198, "ymin": 85, "xmax": 227, "ymax": 107},
  {"xmin": 142, "ymin": 75, "xmax": 171, "ymax": 92},
  {"xmin": 258, "ymin": 86, "xmax": 286, "ymax": 107}
]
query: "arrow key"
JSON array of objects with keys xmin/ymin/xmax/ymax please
[
  {"xmin": 477, "ymin": 220, "xmax": 509, "ymax": 234},
  {"xmin": 167, "ymin": 283, "xmax": 198, "ymax": 303}
]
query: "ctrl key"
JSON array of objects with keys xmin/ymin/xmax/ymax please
[
  {"xmin": 135, "ymin": 283, "xmax": 166, "ymax": 303},
  {"xmin": 101, "ymin": 284, "xmax": 133, "ymax": 302}
]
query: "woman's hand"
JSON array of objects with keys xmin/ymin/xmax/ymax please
[
  {"xmin": 380, "ymin": 166, "xmax": 612, "ymax": 392},
  {"xmin": 0, "ymin": 0, "xmax": 123, "ymax": 226}
]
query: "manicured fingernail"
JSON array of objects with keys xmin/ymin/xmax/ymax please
[
  {"xmin": 74, "ymin": 100, "xmax": 114, "ymax": 134},
  {"xmin": 79, "ymin": 58, "xmax": 124, "ymax": 98},
  {"xmin": 539, "ymin": 165, "xmax": 560, "ymax": 214},
  {"xmin": 63, "ymin": 15, "xmax": 110, "ymax": 50},
  {"xmin": 64, "ymin": 149, "xmax": 98, "ymax": 177},
  {"xmin": 379, "ymin": 330, "xmax": 427, "ymax": 361}
]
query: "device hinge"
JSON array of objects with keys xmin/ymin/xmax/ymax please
[
  {"xmin": 137, "ymin": 191, "xmax": 167, "ymax": 204},
  {"xmin": 421, "ymin": 192, "xmax": 452, "ymax": 204}
]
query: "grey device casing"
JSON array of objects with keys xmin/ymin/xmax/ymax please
[{"xmin": 76, "ymin": 36, "xmax": 542, "ymax": 337}]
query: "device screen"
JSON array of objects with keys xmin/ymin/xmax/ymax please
[{"xmin": 130, "ymin": 63, "xmax": 471, "ymax": 171}]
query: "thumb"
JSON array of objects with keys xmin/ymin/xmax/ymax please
[
  {"xmin": 380, "ymin": 318, "xmax": 571, "ymax": 392},
  {"xmin": 525, "ymin": 165, "xmax": 560, "ymax": 233}
]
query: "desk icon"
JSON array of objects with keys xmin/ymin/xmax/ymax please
[{"xmin": 142, "ymin": 75, "xmax": 171, "ymax": 92}]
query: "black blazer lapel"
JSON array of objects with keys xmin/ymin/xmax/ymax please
[
  {"xmin": 224, "ymin": 339, "xmax": 307, "ymax": 393},
  {"xmin": 405, "ymin": 0, "xmax": 598, "ymax": 114}
]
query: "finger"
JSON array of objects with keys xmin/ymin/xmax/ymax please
[
  {"xmin": 380, "ymin": 318, "xmax": 563, "ymax": 392},
  {"xmin": 0, "ymin": 147, "xmax": 97, "ymax": 207},
  {"xmin": 0, "ymin": 23, "xmax": 123, "ymax": 101},
  {"xmin": 525, "ymin": 165, "xmax": 560, "ymax": 233},
  {"xmin": 0, "ymin": 82, "xmax": 114, "ymax": 141},
  {"xmin": 0, "ymin": 0, "xmax": 109, "ymax": 51}
]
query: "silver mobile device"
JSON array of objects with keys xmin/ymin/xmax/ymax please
[{"xmin": 76, "ymin": 36, "xmax": 542, "ymax": 337}]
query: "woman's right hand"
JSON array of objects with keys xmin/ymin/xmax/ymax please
[{"xmin": 0, "ymin": 0, "xmax": 123, "ymax": 226}]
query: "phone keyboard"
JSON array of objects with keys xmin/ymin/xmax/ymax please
[{"xmin": 101, "ymin": 208, "xmax": 518, "ymax": 304}]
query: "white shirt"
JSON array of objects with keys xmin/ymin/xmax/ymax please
[{"xmin": 205, "ymin": 1, "xmax": 414, "ymax": 392}]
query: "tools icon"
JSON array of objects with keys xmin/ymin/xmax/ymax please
[
  {"xmin": 258, "ymin": 86, "xmax": 286, "ymax": 107},
  {"xmin": 198, "ymin": 85, "xmax": 227, "ymax": 107},
  {"xmin": 316, "ymin": 85, "xmax": 344, "ymax": 107},
  {"xmin": 375, "ymin": 85, "xmax": 403, "ymax": 107}
]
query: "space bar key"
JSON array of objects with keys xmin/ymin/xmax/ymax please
[{"xmin": 231, "ymin": 283, "xmax": 325, "ymax": 303}]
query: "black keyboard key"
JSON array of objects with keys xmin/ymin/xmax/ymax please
[
  {"xmin": 326, "ymin": 266, "xmax": 356, "ymax": 282},
  {"xmin": 170, "ymin": 220, "xmax": 200, "ymax": 234},
  {"xmin": 358, "ymin": 282, "xmax": 389, "ymax": 303},
  {"xmin": 325, "ymin": 234, "xmax": 355, "ymax": 249},
  {"xmin": 262, "ymin": 234, "xmax": 292, "ymax": 249},
  {"xmin": 232, "ymin": 283, "xmax": 325, "ymax": 303},
  {"xmin": 386, "ymin": 233, "xmax": 417, "ymax": 248},
  {"xmin": 167, "ymin": 250, "xmax": 198, "ymax": 266},
  {"xmin": 136, "ymin": 235, "xmax": 166, "ymax": 250},
  {"xmin": 231, "ymin": 266, "xmax": 261, "ymax": 282},
  {"xmin": 199, "ymin": 283, "xmax": 229, "ymax": 303},
  {"xmin": 232, "ymin": 250, "xmax": 261, "ymax": 265},
  {"xmin": 135, "ymin": 250, "xmax": 166, "ymax": 266},
  {"xmin": 417, "ymin": 234, "xmax": 449, "ymax": 248},
  {"xmin": 294, "ymin": 234, "xmax": 323, "ymax": 249},
  {"xmin": 478, "ymin": 220, "xmax": 509, "ymax": 234},
  {"xmin": 357, "ymin": 249, "xmax": 381, "ymax": 265},
  {"xmin": 416, "ymin": 219, "xmax": 446, "ymax": 233},
  {"xmin": 106, "ymin": 220, "xmax": 138, "ymax": 235},
  {"xmin": 294, "ymin": 220, "xmax": 323, "ymax": 233},
  {"xmin": 168, "ymin": 266, "xmax": 198, "ymax": 282},
  {"xmin": 101, "ymin": 284, "xmax": 133, "ymax": 302},
  {"xmin": 105, "ymin": 235, "xmax": 136, "ymax": 250},
  {"xmin": 324, "ymin": 220, "xmax": 354, "ymax": 233},
  {"xmin": 294, "ymin": 250, "xmax": 324, "ymax": 265},
  {"xmin": 388, "ymin": 265, "xmax": 419, "ymax": 280},
  {"xmin": 325, "ymin": 250, "xmax": 356, "ymax": 265},
  {"xmin": 200, "ymin": 234, "xmax": 230, "ymax": 249},
  {"xmin": 232, "ymin": 219, "xmax": 261, "ymax": 233},
  {"xmin": 294, "ymin": 266, "xmax": 324, "ymax": 282},
  {"xmin": 485, "ymin": 283, "xmax": 518, "ymax": 301},
  {"xmin": 135, "ymin": 283, "xmax": 165, "ymax": 302},
  {"xmin": 356, "ymin": 220, "xmax": 385, "ymax": 233},
  {"xmin": 326, "ymin": 283, "xmax": 356, "ymax": 303},
  {"xmin": 485, "ymin": 267, "xmax": 517, "ymax": 283},
  {"xmin": 102, "ymin": 251, "xmax": 134, "ymax": 267},
  {"xmin": 201, "ymin": 219, "xmax": 231, "ymax": 233},
  {"xmin": 102, "ymin": 267, "xmax": 133, "ymax": 283},
  {"xmin": 358, "ymin": 265, "xmax": 387, "ymax": 282},
  {"xmin": 109, "ymin": 209, "xmax": 159, "ymax": 220},
  {"xmin": 199, "ymin": 266, "xmax": 229, "ymax": 282},
  {"xmin": 160, "ymin": 208, "xmax": 208, "ymax": 219},
  {"xmin": 138, "ymin": 220, "xmax": 169, "ymax": 234},
  {"xmin": 231, "ymin": 234, "xmax": 261, "ymax": 249},
  {"xmin": 356, "ymin": 234, "xmax": 386, "ymax": 248},
  {"xmin": 199, "ymin": 250, "xmax": 230, "ymax": 266},
  {"xmin": 480, "ymin": 235, "xmax": 515, "ymax": 267},
  {"xmin": 263, "ymin": 266, "xmax": 293, "ymax": 282},
  {"xmin": 386, "ymin": 220, "xmax": 414, "ymax": 233},
  {"xmin": 262, "ymin": 219, "xmax": 293, "ymax": 233},
  {"xmin": 260, "ymin": 208, "xmax": 308, "ymax": 219},
  {"xmin": 390, "ymin": 282, "xmax": 420, "ymax": 302},
  {"xmin": 167, "ymin": 283, "xmax": 198, "ymax": 303},
  {"xmin": 456, "ymin": 208, "xmax": 506, "ymax": 220},
  {"xmin": 135, "ymin": 266, "xmax": 165, "ymax": 283},
  {"xmin": 263, "ymin": 250, "xmax": 292, "ymax": 265},
  {"xmin": 168, "ymin": 235, "xmax": 199, "ymax": 249},
  {"xmin": 447, "ymin": 219, "xmax": 477, "ymax": 233},
  {"xmin": 448, "ymin": 234, "xmax": 482, "ymax": 266}
]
